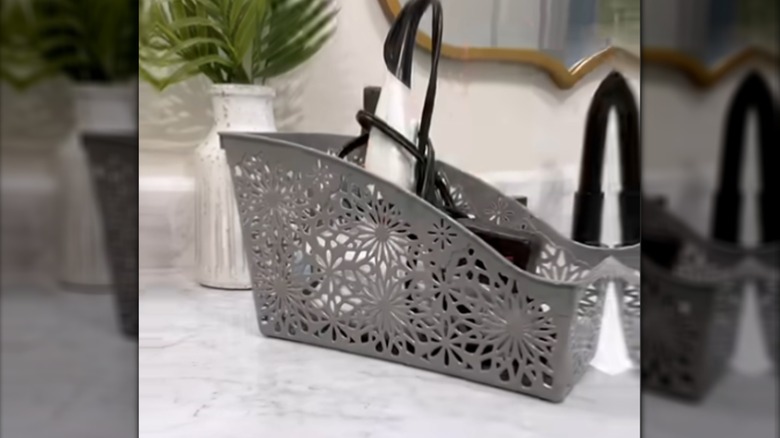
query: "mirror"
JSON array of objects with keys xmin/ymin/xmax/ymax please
[
  {"xmin": 378, "ymin": 0, "xmax": 640, "ymax": 88},
  {"xmin": 643, "ymin": 0, "xmax": 778, "ymax": 86}
]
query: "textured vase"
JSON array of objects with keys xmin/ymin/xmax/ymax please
[
  {"xmin": 56, "ymin": 83, "xmax": 135, "ymax": 290},
  {"xmin": 195, "ymin": 84, "xmax": 276, "ymax": 289}
]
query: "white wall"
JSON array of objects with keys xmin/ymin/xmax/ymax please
[
  {"xmin": 139, "ymin": 0, "xmax": 641, "ymax": 178},
  {"xmin": 643, "ymin": 64, "xmax": 778, "ymax": 171},
  {"xmin": 6, "ymin": 0, "xmax": 775, "ymax": 271},
  {"xmin": 134, "ymin": 0, "xmax": 645, "ymax": 263}
]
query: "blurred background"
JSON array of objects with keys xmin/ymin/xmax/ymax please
[
  {"xmin": 0, "ymin": 0, "xmax": 776, "ymax": 437},
  {"xmin": 137, "ymin": 0, "xmax": 641, "ymax": 277},
  {"xmin": 642, "ymin": 1, "xmax": 778, "ymax": 437},
  {"xmin": 1, "ymin": 0, "xmax": 138, "ymax": 437}
]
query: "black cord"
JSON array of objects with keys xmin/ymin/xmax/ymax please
[
  {"xmin": 338, "ymin": 0, "xmax": 457, "ymax": 214},
  {"xmin": 338, "ymin": 110, "xmax": 463, "ymax": 216},
  {"xmin": 377, "ymin": 0, "xmax": 443, "ymax": 199}
]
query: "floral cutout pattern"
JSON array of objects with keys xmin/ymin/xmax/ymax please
[
  {"xmin": 535, "ymin": 244, "xmax": 592, "ymax": 282},
  {"xmin": 485, "ymin": 196, "xmax": 515, "ymax": 226},
  {"xmin": 640, "ymin": 275, "xmax": 703, "ymax": 397},
  {"xmin": 619, "ymin": 281, "xmax": 641, "ymax": 363},
  {"xmin": 345, "ymin": 192, "xmax": 412, "ymax": 265},
  {"xmin": 446, "ymin": 164, "xmax": 641, "ymax": 372},
  {"xmin": 641, "ymin": 268, "xmax": 742, "ymax": 398},
  {"xmin": 234, "ymin": 155, "xmax": 308, "ymax": 231},
  {"xmin": 227, "ymin": 146, "xmax": 615, "ymax": 402},
  {"xmin": 480, "ymin": 283, "xmax": 557, "ymax": 387},
  {"xmin": 428, "ymin": 218, "xmax": 458, "ymax": 251}
]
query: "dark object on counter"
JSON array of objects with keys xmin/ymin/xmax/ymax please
[
  {"xmin": 82, "ymin": 133, "xmax": 138, "ymax": 338},
  {"xmin": 513, "ymin": 196, "xmax": 528, "ymax": 206},
  {"xmin": 361, "ymin": 86, "xmax": 382, "ymax": 135},
  {"xmin": 457, "ymin": 218, "xmax": 541, "ymax": 271}
]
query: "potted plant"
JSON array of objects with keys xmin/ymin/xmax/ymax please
[
  {"xmin": 140, "ymin": 0, "xmax": 337, "ymax": 290},
  {"xmin": 1, "ymin": 0, "xmax": 138, "ymax": 290}
]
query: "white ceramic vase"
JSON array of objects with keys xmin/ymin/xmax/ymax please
[
  {"xmin": 57, "ymin": 82, "xmax": 136, "ymax": 290},
  {"xmin": 195, "ymin": 84, "xmax": 276, "ymax": 289}
]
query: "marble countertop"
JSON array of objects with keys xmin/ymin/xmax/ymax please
[
  {"xmin": 643, "ymin": 374, "xmax": 778, "ymax": 438},
  {"xmin": 1, "ymin": 281, "xmax": 137, "ymax": 438},
  {"xmin": 6, "ymin": 274, "xmax": 773, "ymax": 438},
  {"xmin": 139, "ymin": 272, "xmax": 640, "ymax": 438}
]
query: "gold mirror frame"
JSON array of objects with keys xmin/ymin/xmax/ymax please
[
  {"xmin": 378, "ymin": 0, "xmax": 639, "ymax": 89},
  {"xmin": 643, "ymin": 48, "xmax": 778, "ymax": 88}
]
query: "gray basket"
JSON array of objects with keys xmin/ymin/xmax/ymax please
[
  {"xmin": 642, "ymin": 200, "xmax": 778, "ymax": 399},
  {"xmin": 222, "ymin": 132, "xmax": 639, "ymax": 402},
  {"xmin": 82, "ymin": 133, "xmax": 138, "ymax": 338},
  {"xmin": 641, "ymin": 259, "xmax": 740, "ymax": 400},
  {"xmin": 334, "ymin": 133, "xmax": 642, "ymax": 364},
  {"xmin": 434, "ymin": 162, "xmax": 642, "ymax": 365}
]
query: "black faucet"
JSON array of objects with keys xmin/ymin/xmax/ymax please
[
  {"xmin": 572, "ymin": 71, "xmax": 641, "ymax": 247},
  {"xmin": 712, "ymin": 71, "xmax": 778, "ymax": 245}
]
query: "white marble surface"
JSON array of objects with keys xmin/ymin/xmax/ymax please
[
  {"xmin": 643, "ymin": 373, "xmax": 778, "ymax": 438},
  {"xmin": 1, "ymin": 281, "xmax": 137, "ymax": 438},
  {"xmin": 139, "ymin": 271, "xmax": 640, "ymax": 438}
]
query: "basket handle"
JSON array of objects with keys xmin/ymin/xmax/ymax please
[
  {"xmin": 712, "ymin": 71, "xmax": 778, "ymax": 244},
  {"xmin": 339, "ymin": 0, "xmax": 448, "ymax": 206},
  {"xmin": 381, "ymin": 0, "xmax": 443, "ymax": 200},
  {"xmin": 339, "ymin": 85, "xmax": 463, "ymax": 219},
  {"xmin": 572, "ymin": 71, "xmax": 641, "ymax": 247},
  {"xmin": 382, "ymin": 0, "xmax": 442, "ymax": 146}
]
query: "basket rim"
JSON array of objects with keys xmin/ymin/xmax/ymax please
[
  {"xmin": 221, "ymin": 131, "xmax": 624, "ymax": 294},
  {"xmin": 641, "ymin": 256, "xmax": 735, "ymax": 291},
  {"xmin": 220, "ymin": 132, "xmax": 642, "ymax": 267},
  {"xmin": 438, "ymin": 161, "xmax": 642, "ymax": 267},
  {"xmin": 644, "ymin": 199, "xmax": 780, "ymax": 269}
]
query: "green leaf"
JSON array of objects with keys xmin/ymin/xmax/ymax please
[
  {"xmin": 191, "ymin": 0, "xmax": 221, "ymax": 17},
  {"xmin": 162, "ymin": 36, "xmax": 237, "ymax": 62},
  {"xmin": 262, "ymin": 8, "xmax": 335, "ymax": 64},
  {"xmin": 139, "ymin": 64, "xmax": 167, "ymax": 91},
  {"xmin": 152, "ymin": 54, "xmax": 234, "ymax": 90},
  {"xmin": 35, "ymin": 34, "xmax": 83, "ymax": 54},
  {"xmin": 233, "ymin": 2, "xmax": 258, "ymax": 60},
  {"xmin": 260, "ymin": 0, "xmax": 320, "ymax": 51},
  {"xmin": 165, "ymin": 16, "xmax": 229, "ymax": 39},
  {"xmin": 35, "ymin": 16, "xmax": 85, "ymax": 34},
  {"xmin": 254, "ymin": 29, "xmax": 332, "ymax": 79},
  {"xmin": 4, "ymin": 0, "xmax": 139, "ymax": 85},
  {"xmin": 136, "ymin": 0, "xmax": 335, "ymax": 88}
]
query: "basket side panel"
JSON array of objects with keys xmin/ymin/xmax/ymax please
[
  {"xmin": 758, "ymin": 277, "xmax": 778, "ymax": 367},
  {"xmin": 437, "ymin": 162, "xmax": 641, "ymax": 270},
  {"xmin": 440, "ymin": 162, "xmax": 635, "ymax": 370},
  {"xmin": 568, "ymin": 279, "xmax": 609, "ymax": 384},
  {"xmin": 83, "ymin": 135, "xmax": 138, "ymax": 337},
  {"xmin": 674, "ymin": 243, "xmax": 745, "ymax": 392},
  {"xmin": 617, "ymin": 279, "xmax": 641, "ymax": 364},
  {"xmin": 223, "ymin": 135, "xmax": 585, "ymax": 402},
  {"xmin": 702, "ymin": 283, "xmax": 743, "ymax": 386},
  {"xmin": 641, "ymin": 265, "xmax": 720, "ymax": 399}
]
